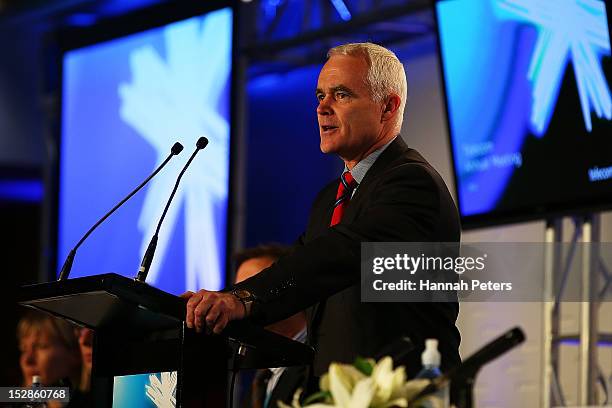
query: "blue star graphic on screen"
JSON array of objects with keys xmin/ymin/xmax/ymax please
[
  {"xmin": 145, "ymin": 372, "xmax": 177, "ymax": 407},
  {"xmin": 494, "ymin": 0, "xmax": 611, "ymax": 135},
  {"xmin": 118, "ymin": 9, "xmax": 232, "ymax": 291}
]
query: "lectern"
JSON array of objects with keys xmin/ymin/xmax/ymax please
[{"xmin": 19, "ymin": 273, "xmax": 314, "ymax": 407}]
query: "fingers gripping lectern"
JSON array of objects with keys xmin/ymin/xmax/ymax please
[{"xmin": 19, "ymin": 273, "xmax": 314, "ymax": 407}]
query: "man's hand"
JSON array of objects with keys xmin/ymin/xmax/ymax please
[{"xmin": 180, "ymin": 290, "xmax": 246, "ymax": 334}]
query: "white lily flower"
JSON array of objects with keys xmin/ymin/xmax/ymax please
[
  {"xmin": 390, "ymin": 365, "xmax": 407, "ymax": 400},
  {"xmin": 371, "ymin": 357, "xmax": 395, "ymax": 403},
  {"xmin": 329, "ymin": 364, "xmax": 357, "ymax": 406},
  {"xmin": 339, "ymin": 364, "xmax": 368, "ymax": 388},
  {"xmin": 278, "ymin": 356, "xmax": 433, "ymax": 408},
  {"xmin": 320, "ymin": 373, "xmax": 330, "ymax": 392},
  {"xmin": 345, "ymin": 378, "xmax": 376, "ymax": 408},
  {"xmin": 368, "ymin": 357, "xmax": 413, "ymax": 408}
]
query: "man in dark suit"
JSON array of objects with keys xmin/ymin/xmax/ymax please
[{"xmin": 183, "ymin": 42, "xmax": 461, "ymax": 384}]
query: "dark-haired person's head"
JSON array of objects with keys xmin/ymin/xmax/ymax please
[
  {"xmin": 234, "ymin": 244, "xmax": 291, "ymax": 284},
  {"xmin": 234, "ymin": 244, "xmax": 305, "ymax": 339},
  {"xmin": 17, "ymin": 310, "xmax": 81, "ymax": 388}
]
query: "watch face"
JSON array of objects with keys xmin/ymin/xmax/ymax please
[{"xmin": 234, "ymin": 289, "xmax": 251, "ymax": 299}]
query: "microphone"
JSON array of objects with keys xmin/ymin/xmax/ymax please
[
  {"xmin": 135, "ymin": 136, "xmax": 209, "ymax": 283},
  {"xmin": 58, "ymin": 142, "xmax": 184, "ymax": 281},
  {"xmin": 446, "ymin": 326, "xmax": 525, "ymax": 380}
]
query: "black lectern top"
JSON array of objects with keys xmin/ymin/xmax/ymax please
[{"xmin": 18, "ymin": 273, "xmax": 313, "ymax": 369}]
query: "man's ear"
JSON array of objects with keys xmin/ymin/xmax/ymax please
[{"xmin": 381, "ymin": 94, "xmax": 401, "ymax": 122}]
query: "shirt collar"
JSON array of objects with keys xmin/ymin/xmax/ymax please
[{"xmin": 344, "ymin": 136, "xmax": 397, "ymax": 183}]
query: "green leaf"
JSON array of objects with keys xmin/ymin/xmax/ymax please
[
  {"xmin": 302, "ymin": 390, "xmax": 332, "ymax": 405},
  {"xmin": 354, "ymin": 357, "xmax": 374, "ymax": 376}
]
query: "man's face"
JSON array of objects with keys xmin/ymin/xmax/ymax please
[
  {"xmin": 19, "ymin": 330, "xmax": 79, "ymax": 386},
  {"xmin": 316, "ymin": 54, "xmax": 384, "ymax": 160}
]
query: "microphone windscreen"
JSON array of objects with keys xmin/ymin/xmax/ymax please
[
  {"xmin": 171, "ymin": 142, "xmax": 184, "ymax": 155},
  {"xmin": 196, "ymin": 136, "xmax": 209, "ymax": 150}
]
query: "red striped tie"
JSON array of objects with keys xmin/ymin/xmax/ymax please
[{"xmin": 330, "ymin": 171, "xmax": 358, "ymax": 226}]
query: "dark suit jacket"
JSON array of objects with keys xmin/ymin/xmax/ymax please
[{"xmin": 236, "ymin": 137, "xmax": 461, "ymax": 380}]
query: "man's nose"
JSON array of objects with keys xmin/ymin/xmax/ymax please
[{"xmin": 317, "ymin": 96, "xmax": 333, "ymax": 115}]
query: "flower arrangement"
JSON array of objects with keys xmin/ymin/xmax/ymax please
[{"xmin": 278, "ymin": 357, "xmax": 433, "ymax": 408}]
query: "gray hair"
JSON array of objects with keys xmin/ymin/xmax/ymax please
[{"xmin": 328, "ymin": 42, "xmax": 407, "ymax": 129}]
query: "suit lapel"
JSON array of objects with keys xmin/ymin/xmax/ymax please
[
  {"xmin": 341, "ymin": 137, "xmax": 411, "ymax": 224},
  {"xmin": 311, "ymin": 181, "xmax": 338, "ymax": 236}
]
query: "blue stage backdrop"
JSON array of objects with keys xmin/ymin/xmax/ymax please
[
  {"xmin": 436, "ymin": 0, "xmax": 612, "ymax": 226},
  {"xmin": 59, "ymin": 7, "xmax": 232, "ymax": 294}
]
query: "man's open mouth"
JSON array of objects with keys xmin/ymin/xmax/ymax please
[{"xmin": 321, "ymin": 126, "xmax": 338, "ymax": 132}]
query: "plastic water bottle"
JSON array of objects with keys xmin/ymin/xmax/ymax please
[
  {"xmin": 414, "ymin": 339, "xmax": 449, "ymax": 408},
  {"xmin": 30, "ymin": 376, "xmax": 47, "ymax": 408}
]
